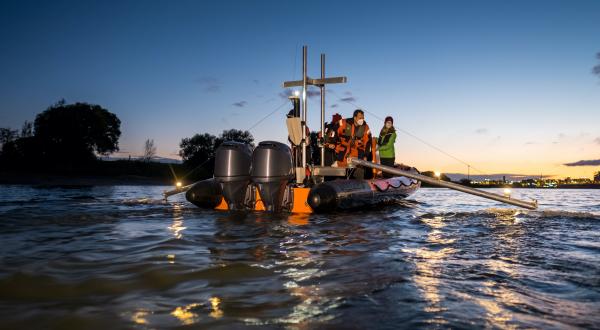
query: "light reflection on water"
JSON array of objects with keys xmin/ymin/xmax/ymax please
[
  {"xmin": 0, "ymin": 186, "xmax": 599, "ymax": 328},
  {"xmin": 405, "ymin": 215, "xmax": 455, "ymax": 325},
  {"xmin": 168, "ymin": 203, "xmax": 186, "ymax": 239}
]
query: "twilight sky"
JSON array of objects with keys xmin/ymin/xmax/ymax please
[{"xmin": 1, "ymin": 0, "xmax": 599, "ymax": 178}]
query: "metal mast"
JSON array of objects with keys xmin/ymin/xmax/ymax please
[
  {"xmin": 320, "ymin": 53, "xmax": 325, "ymax": 166},
  {"xmin": 301, "ymin": 46, "xmax": 308, "ymax": 168},
  {"xmin": 283, "ymin": 46, "xmax": 347, "ymax": 170}
]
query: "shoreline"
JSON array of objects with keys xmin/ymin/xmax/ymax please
[
  {"xmin": 0, "ymin": 172, "xmax": 173, "ymax": 186},
  {"xmin": 1, "ymin": 172, "xmax": 599, "ymax": 189}
]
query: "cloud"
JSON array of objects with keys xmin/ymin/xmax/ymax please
[
  {"xmin": 557, "ymin": 133, "xmax": 566, "ymax": 139},
  {"xmin": 340, "ymin": 97, "xmax": 356, "ymax": 103},
  {"xmin": 524, "ymin": 141, "xmax": 537, "ymax": 145},
  {"xmin": 195, "ymin": 76, "xmax": 221, "ymax": 93},
  {"xmin": 252, "ymin": 79, "xmax": 259, "ymax": 84},
  {"xmin": 232, "ymin": 101, "xmax": 247, "ymax": 107},
  {"xmin": 203, "ymin": 85, "xmax": 220, "ymax": 93},
  {"xmin": 330, "ymin": 104, "xmax": 338, "ymax": 108},
  {"xmin": 563, "ymin": 159, "xmax": 600, "ymax": 166},
  {"xmin": 474, "ymin": 128, "xmax": 488, "ymax": 134},
  {"xmin": 594, "ymin": 137, "xmax": 600, "ymax": 145},
  {"xmin": 344, "ymin": 91, "xmax": 353, "ymax": 96}
]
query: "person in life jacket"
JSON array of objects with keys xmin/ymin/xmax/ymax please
[
  {"xmin": 335, "ymin": 109, "xmax": 371, "ymax": 168},
  {"xmin": 322, "ymin": 113, "xmax": 342, "ymax": 166},
  {"xmin": 377, "ymin": 116, "xmax": 397, "ymax": 177}
]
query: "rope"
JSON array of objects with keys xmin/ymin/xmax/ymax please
[
  {"xmin": 330, "ymin": 90, "xmax": 488, "ymax": 175},
  {"xmin": 246, "ymin": 100, "xmax": 289, "ymax": 132}
]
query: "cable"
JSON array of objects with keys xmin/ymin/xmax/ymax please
[
  {"xmin": 246, "ymin": 100, "xmax": 289, "ymax": 132},
  {"xmin": 330, "ymin": 90, "xmax": 488, "ymax": 175},
  {"xmin": 180, "ymin": 156, "xmax": 214, "ymax": 181},
  {"xmin": 178, "ymin": 100, "xmax": 290, "ymax": 181}
]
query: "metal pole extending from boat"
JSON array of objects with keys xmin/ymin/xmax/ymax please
[
  {"xmin": 301, "ymin": 45, "xmax": 308, "ymax": 169},
  {"xmin": 163, "ymin": 184, "xmax": 193, "ymax": 199},
  {"xmin": 320, "ymin": 53, "xmax": 325, "ymax": 167},
  {"xmin": 349, "ymin": 158, "xmax": 538, "ymax": 210}
]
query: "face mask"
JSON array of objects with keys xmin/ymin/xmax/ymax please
[
  {"xmin": 385, "ymin": 122, "xmax": 392, "ymax": 128},
  {"xmin": 356, "ymin": 119, "xmax": 364, "ymax": 126}
]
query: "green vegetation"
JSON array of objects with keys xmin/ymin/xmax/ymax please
[
  {"xmin": 0, "ymin": 101, "xmax": 184, "ymax": 184},
  {"xmin": 0, "ymin": 101, "xmax": 258, "ymax": 185},
  {"xmin": 1, "ymin": 100, "xmax": 121, "ymax": 170},
  {"xmin": 179, "ymin": 129, "xmax": 254, "ymax": 181}
]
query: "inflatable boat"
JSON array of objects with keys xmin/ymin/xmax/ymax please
[
  {"xmin": 184, "ymin": 140, "xmax": 420, "ymax": 213},
  {"xmin": 165, "ymin": 45, "xmax": 537, "ymax": 212}
]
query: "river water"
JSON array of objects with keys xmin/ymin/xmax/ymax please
[{"xmin": 0, "ymin": 185, "xmax": 598, "ymax": 329}]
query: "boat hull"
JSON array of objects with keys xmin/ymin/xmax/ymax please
[
  {"xmin": 307, "ymin": 176, "xmax": 420, "ymax": 212},
  {"xmin": 185, "ymin": 175, "xmax": 420, "ymax": 213}
]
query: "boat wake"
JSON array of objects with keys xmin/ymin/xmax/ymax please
[
  {"xmin": 121, "ymin": 198, "xmax": 168, "ymax": 206},
  {"xmin": 418, "ymin": 208, "xmax": 600, "ymax": 222}
]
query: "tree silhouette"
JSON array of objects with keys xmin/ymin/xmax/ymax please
[
  {"xmin": 179, "ymin": 129, "xmax": 254, "ymax": 179},
  {"xmin": 179, "ymin": 133, "xmax": 217, "ymax": 165},
  {"xmin": 143, "ymin": 139, "xmax": 156, "ymax": 162},
  {"xmin": 34, "ymin": 102, "xmax": 121, "ymax": 164},
  {"xmin": 215, "ymin": 129, "xmax": 255, "ymax": 149},
  {"xmin": 0, "ymin": 128, "xmax": 18, "ymax": 146},
  {"xmin": 20, "ymin": 121, "xmax": 33, "ymax": 138}
]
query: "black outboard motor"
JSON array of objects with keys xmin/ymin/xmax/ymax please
[
  {"xmin": 214, "ymin": 141, "xmax": 253, "ymax": 210},
  {"xmin": 251, "ymin": 141, "xmax": 293, "ymax": 212}
]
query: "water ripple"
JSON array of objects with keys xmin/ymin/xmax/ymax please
[{"xmin": 0, "ymin": 186, "xmax": 598, "ymax": 328}]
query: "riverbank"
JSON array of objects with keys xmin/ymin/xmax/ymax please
[
  {"xmin": 0, "ymin": 159, "xmax": 204, "ymax": 186},
  {"xmin": 0, "ymin": 171, "xmax": 173, "ymax": 186}
]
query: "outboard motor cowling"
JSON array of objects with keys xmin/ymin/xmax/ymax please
[
  {"xmin": 251, "ymin": 141, "xmax": 293, "ymax": 212},
  {"xmin": 214, "ymin": 141, "xmax": 253, "ymax": 210}
]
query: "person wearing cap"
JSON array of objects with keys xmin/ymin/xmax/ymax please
[{"xmin": 377, "ymin": 116, "xmax": 396, "ymax": 177}]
